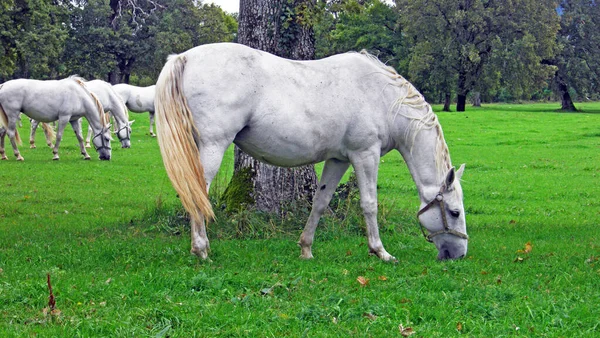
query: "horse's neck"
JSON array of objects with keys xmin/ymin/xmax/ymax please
[{"xmin": 396, "ymin": 122, "xmax": 450, "ymax": 200}]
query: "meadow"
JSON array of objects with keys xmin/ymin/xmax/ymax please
[{"xmin": 0, "ymin": 102, "xmax": 598, "ymax": 337}]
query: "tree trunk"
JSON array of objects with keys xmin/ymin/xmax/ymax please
[
  {"xmin": 472, "ymin": 92, "xmax": 481, "ymax": 107},
  {"xmin": 228, "ymin": 0, "xmax": 318, "ymax": 214},
  {"xmin": 442, "ymin": 92, "xmax": 452, "ymax": 112},
  {"xmin": 556, "ymin": 75, "xmax": 577, "ymax": 111},
  {"xmin": 456, "ymin": 94, "xmax": 467, "ymax": 112}
]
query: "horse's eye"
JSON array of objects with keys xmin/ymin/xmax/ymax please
[{"xmin": 449, "ymin": 210, "xmax": 460, "ymax": 218}]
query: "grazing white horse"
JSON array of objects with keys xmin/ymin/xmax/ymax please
[
  {"xmin": 112, "ymin": 84, "xmax": 156, "ymax": 136},
  {"xmin": 0, "ymin": 77, "xmax": 113, "ymax": 161},
  {"xmin": 155, "ymin": 43, "xmax": 468, "ymax": 261},
  {"xmin": 82, "ymin": 79, "xmax": 135, "ymax": 148}
]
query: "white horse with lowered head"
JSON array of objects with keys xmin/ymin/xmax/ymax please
[
  {"xmin": 112, "ymin": 83, "xmax": 155, "ymax": 136},
  {"xmin": 82, "ymin": 79, "xmax": 135, "ymax": 148},
  {"xmin": 0, "ymin": 77, "xmax": 113, "ymax": 161},
  {"xmin": 155, "ymin": 43, "xmax": 468, "ymax": 261}
]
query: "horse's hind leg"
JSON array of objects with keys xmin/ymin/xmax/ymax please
[
  {"xmin": 190, "ymin": 142, "xmax": 229, "ymax": 259},
  {"xmin": 149, "ymin": 112, "xmax": 156, "ymax": 137},
  {"xmin": 350, "ymin": 148, "xmax": 396, "ymax": 262},
  {"xmin": 299, "ymin": 159, "xmax": 350, "ymax": 259},
  {"xmin": 84, "ymin": 124, "xmax": 92, "ymax": 148},
  {"xmin": 70, "ymin": 119, "xmax": 91, "ymax": 160},
  {"xmin": 4, "ymin": 120, "xmax": 24, "ymax": 161},
  {"xmin": 0, "ymin": 126, "xmax": 7, "ymax": 160},
  {"xmin": 29, "ymin": 119, "xmax": 39, "ymax": 148}
]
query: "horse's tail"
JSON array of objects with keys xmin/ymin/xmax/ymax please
[
  {"xmin": 41, "ymin": 122, "xmax": 56, "ymax": 143},
  {"xmin": 0, "ymin": 100, "xmax": 22, "ymax": 145},
  {"xmin": 155, "ymin": 53, "xmax": 215, "ymax": 224},
  {"xmin": 72, "ymin": 77, "xmax": 106, "ymax": 127}
]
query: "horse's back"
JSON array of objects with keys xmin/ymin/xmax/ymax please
[
  {"xmin": 0, "ymin": 78, "xmax": 92, "ymax": 121},
  {"xmin": 113, "ymin": 83, "xmax": 155, "ymax": 112},
  {"xmin": 179, "ymin": 43, "xmax": 400, "ymax": 166}
]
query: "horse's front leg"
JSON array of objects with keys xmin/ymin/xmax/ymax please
[
  {"xmin": 70, "ymin": 119, "xmax": 91, "ymax": 160},
  {"xmin": 29, "ymin": 119, "xmax": 39, "ymax": 148},
  {"xmin": 51, "ymin": 118, "xmax": 70, "ymax": 160},
  {"xmin": 299, "ymin": 159, "xmax": 349, "ymax": 259},
  {"xmin": 351, "ymin": 148, "xmax": 396, "ymax": 262},
  {"xmin": 84, "ymin": 124, "xmax": 92, "ymax": 148}
]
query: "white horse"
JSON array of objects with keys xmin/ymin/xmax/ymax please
[
  {"xmin": 28, "ymin": 119, "xmax": 56, "ymax": 148},
  {"xmin": 0, "ymin": 77, "xmax": 113, "ymax": 161},
  {"xmin": 112, "ymin": 84, "xmax": 156, "ymax": 136},
  {"xmin": 155, "ymin": 43, "xmax": 468, "ymax": 261},
  {"xmin": 82, "ymin": 80, "xmax": 134, "ymax": 148}
]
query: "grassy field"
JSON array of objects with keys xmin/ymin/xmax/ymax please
[{"xmin": 0, "ymin": 102, "xmax": 599, "ymax": 337}]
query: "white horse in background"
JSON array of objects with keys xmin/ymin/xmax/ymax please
[
  {"xmin": 28, "ymin": 119, "xmax": 56, "ymax": 148},
  {"xmin": 113, "ymin": 84, "xmax": 155, "ymax": 136},
  {"xmin": 155, "ymin": 43, "xmax": 468, "ymax": 262},
  {"xmin": 0, "ymin": 77, "xmax": 113, "ymax": 161},
  {"xmin": 82, "ymin": 80, "xmax": 135, "ymax": 148}
]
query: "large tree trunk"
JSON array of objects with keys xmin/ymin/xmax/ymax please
[
  {"xmin": 226, "ymin": 0, "xmax": 317, "ymax": 214},
  {"xmin": 556, "ymin": 74, "xmax": 577, "ymax": 111},
  {"xmin": 472, "ymin": 92, "xmax": 481, "ymax": 107}
]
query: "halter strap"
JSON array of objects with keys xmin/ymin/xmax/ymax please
[
  {"xmin": 116, "ymin": 125, "xmax": 130, "ymax": 141},
  {"xmin": 416, "ymin": 185, "xmax": 469, "ymax": 242},
  {"xmin": 92, "ymin": 132, "xmax": 111, "ymax": 152}
]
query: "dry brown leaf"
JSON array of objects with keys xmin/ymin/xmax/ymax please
[
  {"xmin": 457, "ymin": 321, "xmax": 463, "ymax": 331},
  {"xmin": 399, "ymin": 324, "xmax": 415, "ymax": 337},
  {"xmin": 378, "ymin": 275, "xmax": 388, "ymax": 281},
  {"xmin": 517, "ymin": 242, "xmax": 533, "ymax": 254},
  {"xmin": 357, "ymin": 276, "xmax": 369, "ymax": 287}
]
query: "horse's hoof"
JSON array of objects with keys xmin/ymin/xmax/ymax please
[
  {"xmin": 30, "ymin": 145, "xmax": 36, "ymax": 149},
  {"xmin": 85, "ymin": 143, "xmax": 91, "ymax": 148},
  {"xmin": 16, "ymin": 155, "xmax": 24, "ymax": 161},
  {"xmin": 150, "ymin": 133, "xmax": 156, "ymax": 137},
  {"xmin": 83, "ymin": 156, "xmax": 91, "ymax": 160},
  {"xmin": 1, "ymin": 156, "xmax": 8, "ymax": 160}
]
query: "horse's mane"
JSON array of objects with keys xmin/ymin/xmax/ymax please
[
  {"xmin": 358, "ymin": 50, "xmax": 452, "ymax": 183},
  {"xmin": 70, "ymin": 76, "xmax": 107, "ymax": 127}
]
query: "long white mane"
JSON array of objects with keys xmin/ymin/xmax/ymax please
[{"xmin": 359, "ymin": 50, "xmax": 452, "ymax": 182}]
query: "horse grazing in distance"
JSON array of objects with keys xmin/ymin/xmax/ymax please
[
  {"xmin": 0, "ymin": 77, "xmax": 113, "ymax": 161},
  {"xmin": 155, "ymin": 43, "xmax": 468, "ymax": 262},
  {"xmin": 82, "ymin": 79, "xmax": 135, "ymax": 149},
  {"xmin": 112, "ymin": 84, "xmax": 156, "ymax": 136}
]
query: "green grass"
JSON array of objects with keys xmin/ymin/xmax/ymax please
[{"xmin": 1, "ymin": 103, "xmax": 599, "ymax": 336}]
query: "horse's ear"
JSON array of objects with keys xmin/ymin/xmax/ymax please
[
  {"xmin": 445, "ymin": 167, "xmax": 456, "ymax": 188},
  {"xmin": 456, "ymin": 163, "xmax": 466, "ymax": 180}
]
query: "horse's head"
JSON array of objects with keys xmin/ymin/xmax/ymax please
[
  {"xmin": 92, "ymin": 125, "xmax": 113, "ymax": 160},
  {"xmin": 115, "ymin": 120, "xmax": 134, "ymax": 148},
  {"xmin": 417, "ymin": 164, "xmax": 468, "ymax": 260}
]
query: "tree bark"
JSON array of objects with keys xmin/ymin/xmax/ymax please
[
  {"xmin": 442, "ymin": 92, "xmax": 452, "ymax": 112},
  {"xmin": 472, "ymin": 92, "xmax": 481, "ymax": 107},
  {"xmin": 229, "ymin": 0, "xmax": 318, "ymax": 214},
  {"xmin": 556, "ymin": 74, "xmax": 577, "ymax": 111},
  {"xmin": 456, "ymin": 94, "xmax": 467, "ymax": 112}
]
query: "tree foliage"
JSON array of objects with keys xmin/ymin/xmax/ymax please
[{"xmin": 397, "ymin": 0, "xmax": 560, "ymax": 111}]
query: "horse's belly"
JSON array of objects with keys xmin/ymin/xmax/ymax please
[{"xmin": 234, "ymin": 135, "xmax": 337, "ymax": 167}]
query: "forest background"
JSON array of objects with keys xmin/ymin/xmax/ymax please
[{"xmin": 1, "ymin": 0, "xmax": 598, "ymax": 112}]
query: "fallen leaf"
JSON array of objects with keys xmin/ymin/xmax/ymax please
[
  {"xmin": 517, "ymin": 241, "xmax": 533, "ymax": 254},
  {"xmin": 378, "ymin": 275, "xmax": 388, "ymax": 281},
  {"xmin": 457, "ymin": 322, "xmax": 463, "ymax": 331},
  {"xmin": 357, "ymin": 276, "xmax": 369, "ymax": 287},
  {"xmin": 399, "ymin": 324, "xmax": 415, "ymax": 337},
  {"xmin": 363, "ymin": 312, "xmax": 377, "ymax": 321},
  {"xmin": 346, "ymin": 250, "xmax": 353, "ymax": 256},
  {"xmin": 105, "ymin": 278, "xmax": 112, "ymax": 284}
]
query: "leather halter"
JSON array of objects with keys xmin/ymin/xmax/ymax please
[
  {"xmin": 92, "ymin": 132, "xmax": 111, "ymax": 152},
  {"xmin": 417, "ymin": 185, "xmax": 469, "ymax": 243},
  {"xmin": 116, "ymin": 125, "xmax": 131, "ymax": 142}
]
